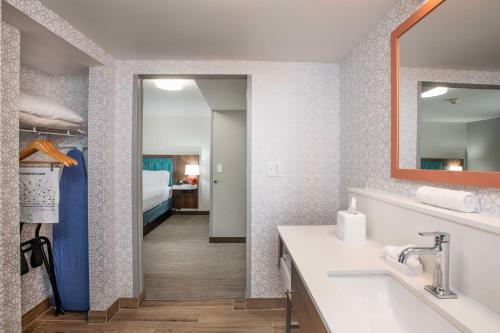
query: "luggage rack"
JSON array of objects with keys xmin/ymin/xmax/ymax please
[{"xmin": 19, "ymin": 126, "xmax": 86, "ymax": 137}]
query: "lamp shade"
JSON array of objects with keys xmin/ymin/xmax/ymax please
[{"xmin": 184, "ymin": 164, "xmax": 200, "ymax": 176}]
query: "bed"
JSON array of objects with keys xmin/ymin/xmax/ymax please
[{"xmin": 142, "ymin": 156, "xmax": 175, "ymax": 235}]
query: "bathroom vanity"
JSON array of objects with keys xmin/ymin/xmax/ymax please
[{"xmin": 277, "ymin": 189, "xmax": 500, "ymax": 333}]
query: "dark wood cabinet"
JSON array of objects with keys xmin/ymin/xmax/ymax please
[
  {"xmin": 279, "ymin": 236, "xmax": 329, "ymax": 333},
  {"xmin": 173, "ymin": 189, "xmax": 198, "ymax": 209},
  {"xmin": 291, "ymin": 262, "xmax": 329, "ymax": 333}
]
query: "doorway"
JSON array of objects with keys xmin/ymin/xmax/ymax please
[{"xmin": 135, "ymin": 75, "xmax": 248, "ymax": 300}]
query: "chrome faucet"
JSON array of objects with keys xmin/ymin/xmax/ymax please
[{"xmin": 398, "ymin": 232, "xmax": 457, "ymax": 299}]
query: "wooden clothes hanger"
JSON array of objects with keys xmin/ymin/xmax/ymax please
[{"xmin": 19, "ymin": 139, "xmax": 78, "ymax": 167}]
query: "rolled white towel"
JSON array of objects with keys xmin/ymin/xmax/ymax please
[
  {"xmin": 416, "ymin": 186, "xmax": 480, "ymax": 213},
  {"xmin": 382, "ymin": 244, "xmax": 421, "ymax": 269}
]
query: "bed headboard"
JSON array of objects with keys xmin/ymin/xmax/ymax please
[{"xmin": 142, "ymin": 155, "xmax": 174, "ymax": 186}]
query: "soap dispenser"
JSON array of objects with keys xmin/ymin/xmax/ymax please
[{"xmin": 336, "ymin": 197, "xmax": 366, "ymax": 243}]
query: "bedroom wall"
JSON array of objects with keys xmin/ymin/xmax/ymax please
[
  {"xmin": 142, "ymin": 114, "xmax": 211, "ymax": 211},
  {"xmin": 116, "ymin": 60, "xmax": 340, "ymax": 298},
  {"xmin": 339, "ymin": 0, "xmax": 500, "ymax": 217}
]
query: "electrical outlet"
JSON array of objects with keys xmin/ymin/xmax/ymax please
[{"xmin": 267, "ymin": 162, "xmax": 282, "ymax": 177}]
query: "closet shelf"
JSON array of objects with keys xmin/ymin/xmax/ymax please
[{"xmin": 20, "ymin": 126, "xmax": 86, "ymax": 137}]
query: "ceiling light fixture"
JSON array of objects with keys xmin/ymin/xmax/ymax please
[
  {"xmin": 155, "ymin": 79, "xmax": 184, "ymax": 91},
  {"xmin": 421, "ymin": 86, "xmax": 448, "ymax": 98}
]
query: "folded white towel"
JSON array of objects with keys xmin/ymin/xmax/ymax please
[
  {"xmin": 382, "ymin": 244, "xmax": 421, "ymax": 269},
  {"xmin": 416, "ymin": 186, "xmax": 480, "ymax": 213}
]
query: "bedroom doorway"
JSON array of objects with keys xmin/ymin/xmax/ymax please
[{"xmin": 134, "ymin": 75, "xmax": 249, "ymax": 300}]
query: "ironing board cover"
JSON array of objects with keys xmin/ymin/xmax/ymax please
[{"xmin": 53, "ymin": 149, "xmax": 89, "ymax": 311}]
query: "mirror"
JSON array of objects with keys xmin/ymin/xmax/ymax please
[{"xmin": 391, "ymin": 0, "xmax": 500, "ymax": 187}]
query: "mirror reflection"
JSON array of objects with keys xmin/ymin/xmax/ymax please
[{"xmin": 398, "ymin": 0, "xmax": 500, "ymax": 172}]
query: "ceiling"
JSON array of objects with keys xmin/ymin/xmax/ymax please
[
  {"xmin": 2, "ymin": 3, "xmax": 101, "ymax": 74},
  {"xmin": 143, "ymin": 77, "xmax": 247, "ymax": 116},
  {"xmin": 421, "ymin": 87, "xmax": 500, "ymax": 123},
  {"xmin": 143, "ymin": 79, "xmax": 211, "ymax": 117},
  {"xmin": 39, "ymin": 0, "xmax": 399, "ymax": 62},
  {"xmin": 400, "ymin": 0, "xmax": 500, "ymax": 71}
]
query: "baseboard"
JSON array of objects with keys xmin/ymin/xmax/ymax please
[
  {"xmin": 22, "ymin": 297, "xmax": 51, "ymax": 328},
  {"xmin": 88, "ymin": 299, "xmax": 119, "ymax": 323},
  {"xmin": 139, "ymin": 289, "xmax": 146, "ymax": 306},
  {"xmin": 209, "ymin": 237, "xmax": 246, "ymax": 243},
  {"xmin": 118, "ymin": 297, "xmax": 139, "ymax": 309},
  {"xmin": 173, "ymin": 210, "xmax": 210, "ymax": 215}
]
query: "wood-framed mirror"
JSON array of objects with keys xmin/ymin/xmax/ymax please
[{"xmin": 391, "ymin": 0, "xmax": 500, "ymax": 188}]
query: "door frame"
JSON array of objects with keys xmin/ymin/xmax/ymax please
[{"xmin": 131, "ymin": 74, "xmax": 252, "ymax": 299}]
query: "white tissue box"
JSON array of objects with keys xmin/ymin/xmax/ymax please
[{"xmin": 336, "ymin": 211, "xmax": 366, "ymax": 243}]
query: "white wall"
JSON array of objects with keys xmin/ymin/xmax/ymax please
[
  {"xmin": 467, "ymin": 117, "xmax": 500, "ymax": 171},
  {"xmin": 143, "ymin": 114, "xmax": 211, "ymax": 211},
  {"xmin": 420, "ymin": 121, "xmax": 467, "ymax": 160}
]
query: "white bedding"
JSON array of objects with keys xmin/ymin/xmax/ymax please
[
  {"xmin": 20, "ymin": 112, "xmax": 82, "ymax": 130},
  {"xmin": 20, "ymin": 91, "xmax": 85, "ymax": 124},
  {"xmin": 142, "ymin": 186, "xmax": 173, "ymax": 212},
  {"xmin": 142, "ymin": 170, "xmax": 172, "ymax": 212}
]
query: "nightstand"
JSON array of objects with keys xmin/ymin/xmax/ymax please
[{"xmin": 172, "ymin": 184, "xmax": 198, "ymax": 208}]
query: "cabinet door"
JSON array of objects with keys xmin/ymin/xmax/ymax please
[
  {"xmin": 173, "ymin": 189, "xmax": 198, "ymax": 209},
  {"xmin": 291, "ymin": 263, "xmax": 328, "ymax": 333}
]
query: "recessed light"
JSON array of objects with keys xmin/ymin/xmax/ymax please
[
  {"xmin": 421, "ymin": 86, "xmax": 448, "ymax": 98},
  {"xmin": 155, "ymin": 79, "xmax": 184, "ymax": 91}
]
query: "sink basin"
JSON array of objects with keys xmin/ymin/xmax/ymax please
[{"xmin": 327, "ymin": 273, "xmax": 460, "ymax": 333}]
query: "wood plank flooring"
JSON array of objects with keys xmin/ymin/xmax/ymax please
[
  {"xmin": 143, "ymin": 215, "xmax": 246, "ymax": 300},
  {"xmin": 23, "ymin": 299, "xmax": 286, "ymax": 333}
]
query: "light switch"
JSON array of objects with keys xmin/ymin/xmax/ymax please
[
  {"xmin": 267, "ymin": 162, "xmax": 282, "ymax": 177},
  {"xmin": 217, "ymin": 163, "xmax": 223, "ymax": 173}
]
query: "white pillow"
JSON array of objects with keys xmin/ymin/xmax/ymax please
[
  {"xmin": 20, "ymin": 112, "xmax": 82, "ymax": 130},
  {"xmin": 20, "ymin": 91, "xmax": 84, "ymax": 124},
  {"xmin": 142, "ymin": 170, "xmax": 170, "ymax": 187}
]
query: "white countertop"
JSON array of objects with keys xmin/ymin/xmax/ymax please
[{"xmin": 278, "ymin": 225, "xmax": 500, "ymax": 333}]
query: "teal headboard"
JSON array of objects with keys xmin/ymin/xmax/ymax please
[{"xmin": 143, "ymin": 156, "xmax": 174, "ymax": 186}]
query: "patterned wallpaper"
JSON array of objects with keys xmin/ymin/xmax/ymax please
[
  {"xmin": 0, "ymin": 21, "xmax": 22, "ymax": 333},
  {"xmin": 87, "ymin": 64, "xmax": 119, "ymax": 311},
  {"xmin": 0, "ymin": 0, "xmax": 116, "ymax": 329},
  {"xmin": 399, "ymin": 66, "xmax": 500, "ymax": 169},
  {"xmin": 19, "ymin": 66, "xmax": 89, "ymax": 314},
  {"xmin": 115, "ymin": 60, "xmax": 340, "ymax": 298},
  {"xmin": 339, "ymin": 0, "xmax": 500, "ymax": 217}
]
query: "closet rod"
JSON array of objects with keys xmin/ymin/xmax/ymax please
[{"xmin": 19, "ymin": 127, "xmax": 86, "ymax": 137}]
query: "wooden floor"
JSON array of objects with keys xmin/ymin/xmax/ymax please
[
  {"xmin": 143, "ymin": 215, "xmax": 246, "ymax": 299},
  {"xmin": 23, "ymin": 298, "xmax": 287, "ymax": 333}
]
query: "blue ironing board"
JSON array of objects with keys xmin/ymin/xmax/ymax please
[{"xmin": 53, "ymin": 150, "xmax": 89, "ymax": 311}]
